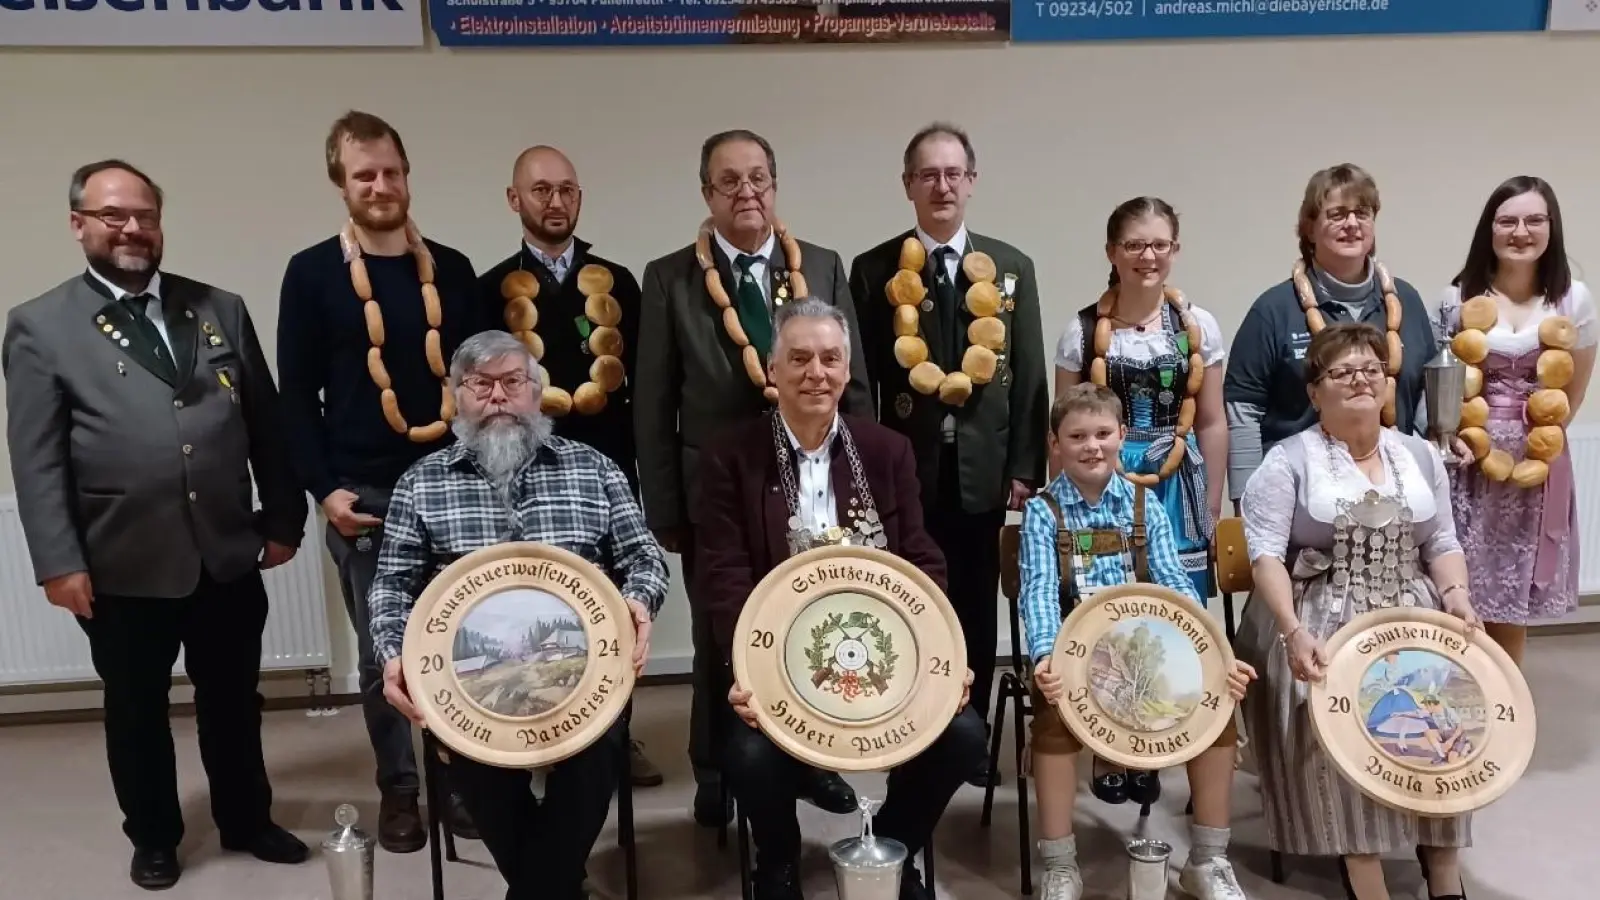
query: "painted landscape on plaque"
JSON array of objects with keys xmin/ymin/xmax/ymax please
[
  {"xmin": 1089, "ymin": 618, "xmax": 1204, "ymax": 733},
  {"xmin": 1359, "ymin": 650, "xmax": 1487, "ymax": 768},
  {"xmin": 452, "ymin": 588, "xmax": 588, "ymax": 719}
]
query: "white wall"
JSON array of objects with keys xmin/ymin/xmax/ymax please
[{"xmin": 1, "ymin": 32, "xmax": 1597, "ymax": 695}]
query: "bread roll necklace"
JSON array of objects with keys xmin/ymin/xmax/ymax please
[
  {"xmin": 498, "ymin": 249, "xmax": 626, "ymax": 417},
  {"xmin": 884, "ymin": 237, "xmax": 1005, "ymax": 407},
  {"xmin": 1086, "ymin": 285, "xmax": 1203, "ymax": 487},
  {"xmin": 1291, "ymin": 258, "xmax": 1403, "ymax": 427},
  {"xmin": 696, "ymin": 217, "xmax": 806, "ymax": 405},
  {"xmin": 342, "ymin": 219, "xmax": 453, "ymax": 444},
  {"xmin": 1449, "ymin": 294, "xmax": 1574, "ymax": 488}
]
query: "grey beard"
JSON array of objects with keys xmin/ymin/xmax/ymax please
[{"xmin": 454, "ymin": 411, "xmax": 552, "ymax": 489}]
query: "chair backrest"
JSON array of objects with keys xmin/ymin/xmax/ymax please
[
  {"xmin": 1214, "ymin": 516, "xmax": 1254, "ymax": 595},
  {"xmin": 999, "ymin": 524, "xmax": 1021, "ymax": 600}
]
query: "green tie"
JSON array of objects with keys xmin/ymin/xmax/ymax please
[
  {"xmin": 733, "ymin": 254, "xmax": 773, "ymax": 359},
  {"xmin": 123, "ymin": 295, "xmax": 176, "ymax": 379}
]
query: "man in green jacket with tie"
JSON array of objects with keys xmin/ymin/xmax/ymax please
[{"xmin": 634, "ymin": 129, "xmax": 870, "ymax": 826}]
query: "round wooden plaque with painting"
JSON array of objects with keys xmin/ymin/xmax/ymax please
[
  {"xmin": 401, "ymin": 542, "xmax": 636, "ymax": 769},
  {"xmin": 1049, "ymin": 583, "xmax": 1237, "ymax": 771},
  {"xmin": 731, "ymin": 545, "xmax": 967, "ymax": 773},
  {"xmin": 1309, "ymin": 606, "xmax": 1536, "ymax": 817}
]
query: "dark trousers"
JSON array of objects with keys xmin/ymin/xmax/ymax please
[
  {"xmin": 77, "ymin": 567, "xmax": 273, "ymax": 851},
  {"xmin": 926, "ymin": 453, "xmax": 1006, "ymax": 720},
  {"xmin": 680, "ymin": 527, "xmax": 720, "ymax": 787},
  {"xmin": 723, "ymin": 706, "xmax": 987, "ymax": 867},
  {"xmin": 326, "ymin": 514, "xmax": 420, "ymax": 794},
  {"xmin": 449, "ymin": 719, "xmax": 626, "ymax": 900}
]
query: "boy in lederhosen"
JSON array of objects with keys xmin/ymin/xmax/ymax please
[{"xmin": 1017, "ymin": 383, "xmax": 1256, "ymax": 900}]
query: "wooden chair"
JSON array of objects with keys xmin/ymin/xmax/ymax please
[
  {"xmin": 422, "ymin": 718, "xmax": 640, "ymax": 900},
  {"xmin": 1210, "ymin": 516, "xmax": 1286, "ymax": 883},
  {"xmin": 978, "ymin": 524, "xmax": 1037, "ymax": 894}
]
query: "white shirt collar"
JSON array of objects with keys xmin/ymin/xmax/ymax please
[
  {"xmin": 916, "ymin": 223, "xmax": 968, "ymax": 258},
  {"xmin": 88, "ymin": 267, "xmax": 163, "ymax": 303},
  {"xmin": 715, "ymin": 228, "xmax": 776, "ymax": 267},
  {"xmin": 525, "ymin": 239, "xmax": 574, "ymax": 267},
  {"xmin": 779, "ymin": 411, "xmax": 840, "ymax": 459}
]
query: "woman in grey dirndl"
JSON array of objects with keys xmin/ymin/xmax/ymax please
[{"xmin": 1235, "ymin": 323, "xmax": 1482, "ymax": 900}]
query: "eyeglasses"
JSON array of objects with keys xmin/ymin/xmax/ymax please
[
  {"xmin": 76, "ymin": 207, "xmax": 161, "ymax": 230},
  {"xmin": 1323, "ymin": 364, "xmax": 1386, "ymax": 385},
  {"xmin": 1117, "ymin": 239, "xmax": 1177, "ymax": 256},
  {"xmin": 528, "ymin": 182, "xmax": 581, "ymax": 206},
  {"xmin": 1493, "ymin": 214, "xmax": 1550, "ymax": 233},
  {"xmin": 707, "ymin": 171, "xmax": 774, "ymax": 198},
  {"xmin": 909, "ymin": 168, "xmax": 973, "ymax": 188},
  {"xmin": 1323, "ymin": 206, "xmax": 1375, "ymax": 225},
  {"xmin": 462, "ymin": 372, "xmax": 533, "ymax": 397}
]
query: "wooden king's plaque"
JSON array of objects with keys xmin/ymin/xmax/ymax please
[
  {"xmin": 402, "ymin": 543, "xmax": 636, "ymax": 768},
  {"xmin": 1049, "ymin": 583, "xmax": 1237, "ymax": 770},
  {"xmin": 1310, "ymin": 606, "xmax": 1536, "ymax": 817},
  {"xmin": 731, "ymin": 545, "xmax": 967, "ymax": 772}
]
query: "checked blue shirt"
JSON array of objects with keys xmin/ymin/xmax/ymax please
[
  {"xmin": 1018, "ymin": 472, "xmax": 1198, "ymax": 664},
  {"xmin": 368, "ymin": 436, "xmax": 669, "ymax": 665}
]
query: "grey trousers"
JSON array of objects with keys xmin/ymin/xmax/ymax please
[{"xmin": 326, "ymin": 512, "xmax": 419, "ymax": 794}]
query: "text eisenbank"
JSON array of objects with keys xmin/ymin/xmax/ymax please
[{"xmin": 0, "ymin": 0, "xmax": 402, "ymax": 10}]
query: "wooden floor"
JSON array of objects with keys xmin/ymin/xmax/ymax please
[{"xmin": 3, "ymin": 633, "xmax": 1592, "ymax": 899}]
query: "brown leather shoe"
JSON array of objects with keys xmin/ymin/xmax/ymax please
[{"xmin": 378, "ymin": 791, "xmax": 426, "ymax": 853}]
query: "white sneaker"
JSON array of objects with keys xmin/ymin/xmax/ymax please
[
  {"xmin": 1179, "ymin": 857, "xmax": 1247, "ymax": 900},
  {"xmin": 1040, "ymin": 867, "xmax": 1083, "ymax": 900}
]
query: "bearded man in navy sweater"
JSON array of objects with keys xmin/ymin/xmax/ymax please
[{"xmin": 276, "ymin": 110, "xmax": 490, "ymax": 852}]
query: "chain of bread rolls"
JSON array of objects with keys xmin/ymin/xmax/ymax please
[
  {"xmin": 499, "ymin": 262, "xmax": 626, "ymax": 417},
  {"xmin": 885, "ymin": 237, "xmax": 1005, "ymax": 408},
  {"xmin": 695, "ymin": 217, "xmax": 807, "ymax": 405},
  {"xmin": 1087, "ymin": 286, "xmax": 1203, "ymax": 488},
  {"xmin": 1450, "ymin": 294, "xmax": 1574, "ymax": 488},
  {"xmin": 342, "ymin": 219, "xmax": 453, "ymax": 444},
  {"xmin": 1291, "ymin": 258, "xmax": 1404, "ymax": 428}
]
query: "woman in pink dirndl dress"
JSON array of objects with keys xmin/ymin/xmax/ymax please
[{"xmin": 1431, "ymin": 176, "xmax": 1597, "ymax": 665}]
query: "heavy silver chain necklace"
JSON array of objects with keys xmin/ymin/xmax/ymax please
[
  {"xmin": 1322, "ymin": 430, "xmax": 1420, "ymax": 615},
  {"xmin": 771, "ymin": 413, "xmax": 886, "ymax": 555}
]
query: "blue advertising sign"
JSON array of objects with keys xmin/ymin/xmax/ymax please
[
  {"xmin": 431, "ymin": 0, "xmax": 1009, "ymax": 46},
  {"xmin": 1013, "ymin": 0, "xmax": 1548, "ymax": 43}
]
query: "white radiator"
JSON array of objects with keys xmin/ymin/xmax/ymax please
[
  {"xmin": 0, "ymin": 494, "xmax": 331, "ymax": 688},
  {"xmin": 1567, "ymin": 424, "xmax": 1600, "ymax": 596}
]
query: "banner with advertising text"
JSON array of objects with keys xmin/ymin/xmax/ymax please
[
  {"xmin": 0, "ymin": 0, "xmax": 426, "ymax": 46},
  {"xmin": 429, "ymin": 0, "xmax": 1010, "ymax": 45},
  {"xmin": 1010, "ymin": 0, "xmax": 1549, "ymax": 42}
]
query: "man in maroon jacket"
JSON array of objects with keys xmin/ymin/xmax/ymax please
[{"xmin": 693, "ymin": 297, "xmax": 985, "ymax": 900}]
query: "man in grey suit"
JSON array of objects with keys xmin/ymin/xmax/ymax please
[
  {"xmin": 3, "ymin": 160, "xmax": 310, "ymax": 890},
  {"xmin": 635, "ymin": 129, "xmax": 869, "ymax": 826}
]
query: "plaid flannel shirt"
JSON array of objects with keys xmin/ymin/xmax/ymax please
[
  {"xmin": 368, "ymin": 436, "xmax": 669, "ymax": 665},
  {"xmin": 1018, "ymin": 472, "xmax": 1198, "ymax": 663}
]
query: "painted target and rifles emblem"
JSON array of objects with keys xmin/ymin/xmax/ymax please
[{"xmin": 733, "ymin": 545, "xmax": 967, "ymax": 772}]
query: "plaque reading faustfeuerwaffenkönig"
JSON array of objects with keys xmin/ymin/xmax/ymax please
[
  {"xmin": 1310, "ymin": 606, "xmax": 1536, "ymax": 818},
  {"xmin": 402, "ymin": 543, "xmax": 636, "ymax": 769},
  {"xmin": 732, "ymin": 545, "xmax": 967, "ymax": 773}
]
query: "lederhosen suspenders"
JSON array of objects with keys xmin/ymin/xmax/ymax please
[{"xmin": 1038, "ymin": 483, "xmax": 1150, "ymax": 620}]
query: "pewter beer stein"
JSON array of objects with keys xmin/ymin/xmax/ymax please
[
  {"xmin": 322, "ymin": 803, "xmax": 375, "ymax": 900},
  {"xmin": 1424, "ymin": 345, "xmax": 1467, "ymax": 461},
  {"xmin": 1126, "ymin": 838, "xmax": 1171, "ymax": 900},
  {"xmin": 829, "ymin": 796, "xmax": 907, "ymax": 900}
]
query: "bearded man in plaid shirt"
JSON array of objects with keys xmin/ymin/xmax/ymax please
[{"xmin": 369, "ymin": 330, "xmax": 667, "ymax": 900}]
